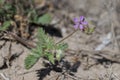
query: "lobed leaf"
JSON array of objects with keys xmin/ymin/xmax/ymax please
[
  {"xmin": 25, "ymin": 54, "xmax": 40, "ymax": 69},
  {"xmin": 37, "ymin": 28, "xmax": 48, "ymax": 49},
  {"xmin": 45, "ymin": 52, "xmax": 55, "ymax": 64},
  {"xmin": 0, "ymin": 21, "xmax": 11, "ymax": 31},
  {"xmin": 37, "ymin": 13, "xmax": 52, "ymax": 25}
]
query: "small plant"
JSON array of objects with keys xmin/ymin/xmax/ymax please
[
  {"xmin": 0, "ymin": 0, "xmax": 52, "ymax": 32},
  {"xmin": 24, "ymin": 16, "xmax": 94, "ymax": 70},
  {"xmin": 25, "ymin": 28, "xmax": 68, "ymax": 69}
]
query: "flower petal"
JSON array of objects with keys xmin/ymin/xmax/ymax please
[
  {"xmin": 82, "ymin": 21, "xmax": 88, "ymax": 25},
  {"xmin": 79, "ymin": 24, "xmax": 84, "ymax": 30},
  {"xmin": 80, "ymin": 16, "xmax": 85, "ymax": 21},
  {"xmin": 74, "ymin": 24, "xmax": 79, "ymax": 29},
  {"xmin": 73, "ymin": 17, "xmax": 79, "ymax": 23}
]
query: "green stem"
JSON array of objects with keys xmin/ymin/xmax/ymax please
[{"xmin": 56, "ymin": 29, "xmax": 78, "ymax": 44}]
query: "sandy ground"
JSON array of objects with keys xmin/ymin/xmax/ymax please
[{"xmin": 0, "ymin": 0, "xmax": 120, "ymax": 80}]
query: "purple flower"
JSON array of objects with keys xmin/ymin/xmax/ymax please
[{"xmin": 73, "ymin": 16, "xmax": 88, "ymax": 30}]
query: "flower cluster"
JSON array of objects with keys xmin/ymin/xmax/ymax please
[{"xmin": 73, "ymin": 16, "xmax": 88, "ymax": 31}]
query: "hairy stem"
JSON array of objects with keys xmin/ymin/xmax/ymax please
[{"xmin": 56, "ymin": 29, "xmax": 78, "ymax": 44}]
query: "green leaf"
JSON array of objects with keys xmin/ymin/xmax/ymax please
[
  {"xmin": 55, "ymin": 43, "xmax": 68, "ymax": 61},
  {"xmin": 45, "ymin": 52, "xmax": 55, "ymax": 64},
  {"xmin": 85, "ymin": 27, "xmax": 94, "ymax": 34},
  {"xmin": 56, "ymin": 50, "xmax": 63, "ymax": 61},
  {"xmin": 4, "ymin": 4, "xmax": 12, "ymax": 10},
  {"xmin": 32, "ymin": 45, "xmax": 43, "ymax": 56},
  {"xmin": 0, "ymin": 21, "xmax": 11, "ymax": 31},
  {"xmin": 46, "ymin": 37, "xmax": 54, "ymax": 50},
  {"xmin": 25, "ymin": 54, "xmax": 39, "ymax": 69},
  {"xmin": 37, "ymin": 28, "xmax": 47, "ymax": 47},
  {"xmin": 57, "ymin": 43, "xmax": 68, "ymax": 50},
  {"xmin": 37, "ymin": 13, "xmax": 52, "ymax": 25},
  {"xmin": 89, "ymin": 27, "xmax": 94, "ymax": 33},
  {"xmin": 28, "ymin": 9, "xmax": 38, "ymax": 23},
  {"xmin": 25, "ymin": 44, "xmax": 43, "ymax": 69},
  {"xmin": 37, "ymin": 28, "xmax": 54, "ymax": 49}
]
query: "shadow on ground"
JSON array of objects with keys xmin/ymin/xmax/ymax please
[{"xmin": 36, "ymin": 60, "xmax": 81, "ymax": 80}]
